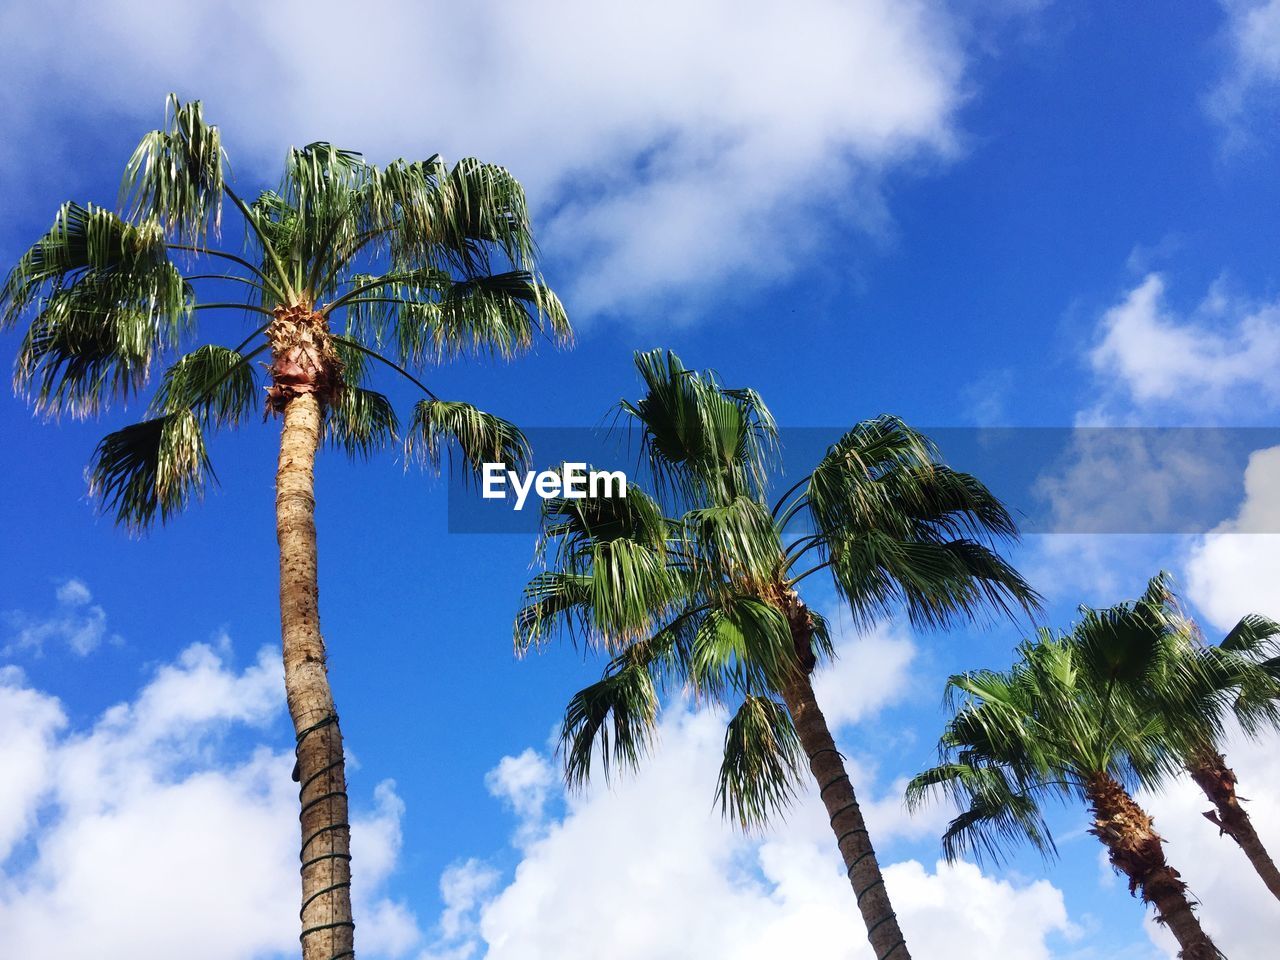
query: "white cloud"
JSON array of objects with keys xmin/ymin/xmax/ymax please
[
  {"xmin": 1086, "ymin": 274, "xmax": 1280, "ymax": 420},
  {"xmin": 1139, "ymin": 723, "xmax": 1280, "ymax": 959},
  {"xmin": 812, "ymin": 613, "xmax": 918, "ymax": 730},
  {"xmin": 4, "ymin": 578, "xmax": 119, "ymax": 657},
  {"xmin": 0, "ymin": 668, "xmax": 66, "ymax": 860},
  {"xmin": 423, "ymin": 706, "xmax": 1074, "ymax": 960},
  {"xmin": 0, "ymin": 639, "xmax": 423, "ymax": 960},
  {"xmin": 485, "ymin": 748, "xmax": 555, "ymax": 827},
  {"xmin": 0, "ymin": 0, "xmax": 974, "ymax": 317},
  {"xmin": 1210, "ymin": 0, "xmax": 1280, "ymax": 141},
  {"xmin": 1185, "ymin": 444, "xmax": 1280, "ymax": 630},
  {"xmin": 1034, "ymin": 429, "xmax": 1229, "ymax": 534},
  {"xmin": 415, "ymin": 617, "xmax": 1076, "ymax": 959}
]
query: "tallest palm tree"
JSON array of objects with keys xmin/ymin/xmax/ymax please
[{"xmin": 2, "ymin": 96, "xmax": 570, "ymax": 960}]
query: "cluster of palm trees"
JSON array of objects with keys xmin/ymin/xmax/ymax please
[
  {"xmin": 2, "ymin": 96, "xmax": 1277, "ymax": 960},
  {"xmin": 907, "ymin": 575, "xmax": 1280, "ymax": 959}
]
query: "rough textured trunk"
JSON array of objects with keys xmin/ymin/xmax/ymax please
[
  {"xmin": 1086, "ymin": 773, "xmax": 1219, "ymax": 960},
  {"xmin": 1188, "ymin": 745, "xmax": 1280, "ymax": 902},
  {"xmin": 273, "ymin": 306, "xmax": 355, "ymax": 960},
  {"xmin": 776, "ymin": 595, "xmax": 912, "ymax": 960}
]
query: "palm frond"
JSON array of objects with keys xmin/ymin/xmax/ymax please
[
  {"xmin": 1221, "ymin": 613, "xmax": 1280, "ymax": 655},
  {"xmin": 515, "ymin": 571, "xmax": 595, "ymax": 652},
  {"xmin": 120, "ymin": 95, "xmax": 225, "ymax": 241},
  {"xmin": 561, "ymin": 659, "xmax": 659, "ymax": 789},
  {"xmin": 715, "ymin": 695, "xmax": 806, "ymax": 830},
  {"xmin": 338, "ymin": 268, "xmax": 568, "ymax": 363},
  {"xmin": 89, "ymin": 411, "xmax": 213, "ymax": 530},
  {"xmin": 623, "ymin": 349, "xmax": 777, "ymax": 504},
  {"xmin": 326, "ymin": 386, "xmax": 398, "ymax": 459},
  {"xmin": 911, "ymin": 761, "xmax": 1057, "ymax": 867},
  {"xmin": 151, "ymin": 344, "xmax": 258, "ymax": 426},
  {"xmin": 404, "ymin": 398, "xmax": 530, "ymax": 478},
  {"xmin": 690, "ymin": 594, "xmax": 793, "ymax": 700},
  {"xmin": 681, "ymin": 495, "xmax": 782, "ymax": 585},
  {"xmin": 826, "ymin": 535, "xmax": 1038, "ymax": 631}
]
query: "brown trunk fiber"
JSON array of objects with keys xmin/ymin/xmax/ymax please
[
  {"xmin": 278, "ymin": 387, "xmax": 355, "ymax": 960},
  {"xmin": 1188, "ymin": 746, "xmax": 1280, "ymax": 902},
  {"xmin": 1086, "ymin": 773, "xmax": 1220, "ymax": 960},
  {"xmin": 776, "ymin": 597, "xmax": 912, "ymax": 960}
]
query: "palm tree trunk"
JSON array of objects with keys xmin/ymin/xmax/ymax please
[
  {"xmin": 1187, "ymin": 746, "xmax": 1280, "ymax": 902},
  {"xmin": 1085, "ymin": 773, "xmax": 1219, "ymax": 960},
  {"xmin": 278, "ymin": 389, "xmax": 356, "ymax": 960},
  {"xmin": 777, "ymin": 602, "xmax": 911, "ymax": 960}
]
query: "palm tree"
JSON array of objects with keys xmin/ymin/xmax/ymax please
[
  {"xmin": 1, "ymin": 95, "xmax": 570, "ymax": 960},
  {"xmin": 516, "ymin": 350, "xmax": 1036, "ymax": 960},
  {"xmin": 1182, "ymin": 612, "xmax": 1280, "ymax": 902},
  {"xmin": 1094, "ymin": 574, "xmax": 1280, "ymax": 902},
  {"xmin": 907, "ymin": 594, "xmax": 1224, "ymax": 960}
]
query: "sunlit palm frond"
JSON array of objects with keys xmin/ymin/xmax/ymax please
[
  {"xmin": 827, "ymin": 534, "xmax": 1037, "ymax": 631},
  {"xmin": 715, "ymin": 695, "xmax": 805, "ymax": 830},
  {"xmin": 151, "ymin": 344, "xmax": 259, "ymax": 426},
  {"xmin": 404, "ymin": 398, "xmax": 530, "ymax": 478},
  {"xmin": 689, "ymin": 594, "xmax": 794, "ymax": 701},
  {"xmin": 623, "ymin": 349, "xmax": 777, "ymax": 504},
  {"xmin": 907, "ymin": 761, "xmax": 1057, "ymax": 866},
  {"xmin": 326, "ymin": 387, "xmax": 398, "ymax": 460},
  {"xmin": 89, "ymin": 410, "xmax": 213, "ymax": 530},
  {"xmin": 561, "ymin": 657, "xmax": 659, "ymax": 789},
  {"xmin": 120, "ymin": 95, "xmax": 225, "ymax": 242}
]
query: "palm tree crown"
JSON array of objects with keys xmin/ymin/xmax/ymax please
[
  {"xmin": 516, "ymin": 349, "xmax": 1037, "ymax": 959},
  {"xmin": 907, "ymin": 579, "xmax": 1228, "ymax": 959},
  {"xmin": 2, "ymin": 95, "xmax": 570, "ymax": 526}
]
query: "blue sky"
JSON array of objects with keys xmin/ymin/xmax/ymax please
[{"xmin": 3, "ymin": 2, "xmax": 1280, "ymax": 958}]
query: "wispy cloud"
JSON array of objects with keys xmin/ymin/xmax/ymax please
[
  {"xmin": 1209, "ymin": 0, "xmax": 1280, "ymax": 147},
  {"xmin": 4, "ymin": 578, "xmax": 120, "ymax": 657}
]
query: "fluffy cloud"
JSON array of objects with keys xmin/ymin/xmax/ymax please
[
  {"xmin": 418, "ymin": 620, "xmax": 1077, "ymax": 959},
  {"xmin": 0, "ymin": 640, "xmax": 421, "ymax": 960},
  {"xmin": 4, "ymin": 579, "xmax": 119, "ymax": 656},
  {"xmin": 1185, "ymin": 444, "xmax": 1280, "ymax": 630},
  {"xmin": 1086, "ymin": 274, "xmax": 1280, "ymax": 420},
  {"xmin": 0, "ymin": 0, "xmax": 973, "ymax": 316}
]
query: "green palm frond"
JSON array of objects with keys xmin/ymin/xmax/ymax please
[
  {"xmin": 716, "ymin": 695, "xmax": 805, "ymax": 830},
  {"xmin": 827, "ymin": 534, "xmax": 1038, "ymax": 631},
  {"xmin": 681, "ymin": 495, "xmax": 782, "ymax": 585},
  {"xmin": 326, "ymin": 387, "xmax": 398, "ymax": 459},
  {"xmin": 623, "ymin": 349, "xmax": 777, "ymax": 504},
  {"xmin": 1221, "ymin": 613, "xmax": 1280, "ymax": 655},
  {"xmin": 5, "ymin": 203, "xmax": 192, "ymax": 418},
  {"xmin": 540, "ymin": 483, "xmax": 671, "ymax": 562},
  {"xmin": 523, "ymin": 483, "xmax": 685, "ymax": 650},
  {"xmin": 151, "ymin": 344, "xmax": 259, "ymax": 426},
  {"xmin": 404, "ymin": 398, "xmax": 530, "ymax": 477},
  {"xmin": 690, "ymin": 595, "xmax": 793, "ymax": 700},
  {"xmin": 120, "ymin": 95, "xmax": 225, "ymax": 241},
  {"xmin": 357, "ymin": 155, "xmax": 536, "ymax": 277},
  {"xmin": 2, "ymin": 203, "xmax": 180, "ymax": 324},
  {"xmin": 345, "ymin": 269, "xmax": 568, "ymax": 364},
  {"xmin": 89, "ymin": 410, "xmax": 213, "ymax": 530},
  {"xmin": 907, "ymin": 761, "xmax": 1057, "ymax": 866},
  {"xmin": 561, "ymin": 658, "xmax": 659, "ymax": 789},
  {"xmin": 515, "ymin": 571, "xmax": 595, "ymax": 652}
]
